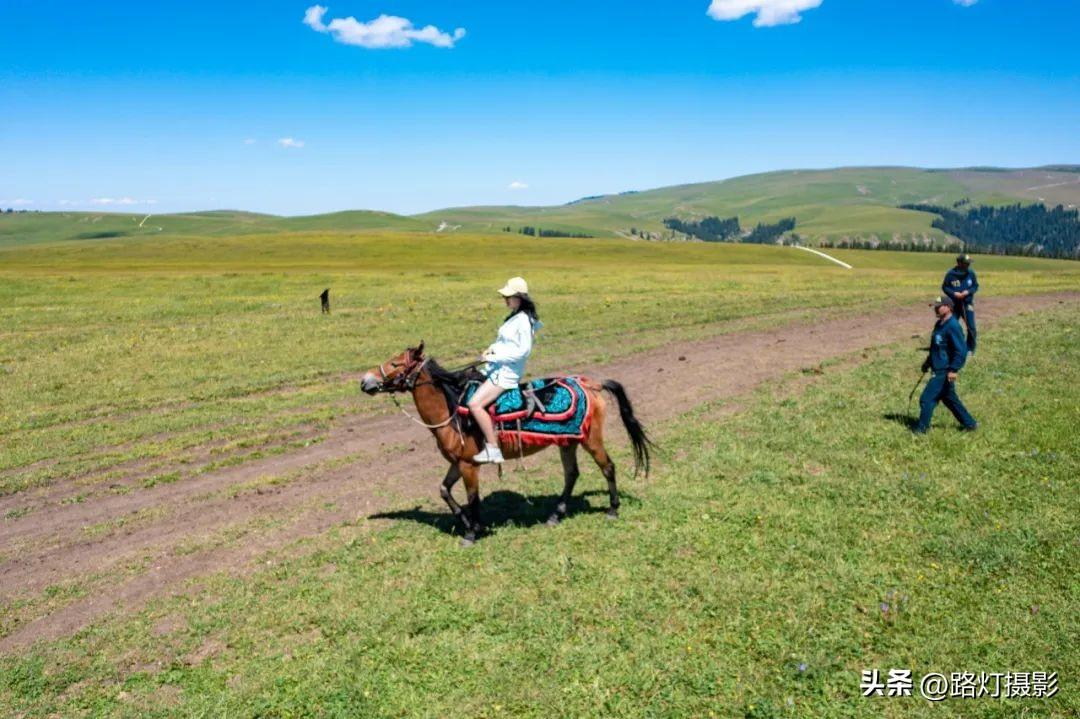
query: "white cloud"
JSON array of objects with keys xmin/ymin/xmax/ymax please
[
  {"xmin": 953, "ymin": 0, "xmax": 977, "ymax": 5},
  {"xmin": 244, "ymin": 138, "xmax": 257, "ymax": 145},
  {"xmin": 1, "ymin": 198, "xmax": 34, "ymax": 206},
  {"xmin": 507, "ymin": 181, "xmax": 528, "ymax": 190},
  {"xmin": 707, "ymin": 0, "xmax": 823, "ymax": 27},
  {"xmin": 304, "ymin": 5, "xmax": 329, "ymax": 31},
  {"xmin": 304, "ymin": 6, "xmax": 465, "ymax": 49},
  {"xmin": 277, "ymin": 137, "xmax": 305, "ymax": 149}
]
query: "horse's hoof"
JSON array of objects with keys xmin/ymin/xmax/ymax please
[
  {"xmin": 461, "ymin": 536, "xmax": 476, "ymax": 548},
  {"xmin": 545, "ymin": 514, "xmax": 561, "ymax": 527},
  {"xmin": 605, "ymin": 509, "xmax": 619, "ymax": 521}
]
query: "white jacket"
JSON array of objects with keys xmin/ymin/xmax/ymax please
[{"xmin": 484, "ymin": 312, "xmax": 541, "ymax": 378}]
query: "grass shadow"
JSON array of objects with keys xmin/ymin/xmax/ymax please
[
  {"xmin": 371, "ymin": 489, "xmax": 637, "ymax": 537},
  {"xmin": 883, "ymin": 412, "xmax": 918, "ymax": 430}
]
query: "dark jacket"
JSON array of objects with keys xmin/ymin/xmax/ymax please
[
  {"xmin": 924, "ymin": 315, "xmax": 968, "ymax": 373},
  {"xmin": 942, "ymin": 268, "xmax": 979, "ymax": 305}
]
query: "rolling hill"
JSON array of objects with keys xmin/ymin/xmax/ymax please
[
  {"xmin": 0, "ymin": 209, "xmax": 427, "ymax": 248},
  {"xmin": 415, "ymin": 166, "xmax": 1080, "ymax": 243},
  {"xmin": 3, "ymin": 166, "xmax": 1078, "ymax": 248}
]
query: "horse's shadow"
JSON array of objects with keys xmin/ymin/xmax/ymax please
[{"xmin": 371, "ymin": 489, "xmax": 634, "ymax": 537}]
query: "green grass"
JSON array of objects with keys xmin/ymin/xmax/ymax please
[
  {"xmin": 415, "ymin": 166, "xmax": 1080, "ymax": 243},
  {"xmin": 6, "ymin": 166, "xmax": 1080, "ymax": 249},
  {"xmin": 2, "ymin": 232, "xmax": 1078, "ymax": 495},
  {"xmin": 414, "ymin": 167, "xmax": 968, "ymax": 240},
  {"xmin": 1, "ymin": 306, "xmax": 1075, "ymax": 718},
  {"xmin": 0, "ymin": 209, "xmax": 426, "ymax": 248}
]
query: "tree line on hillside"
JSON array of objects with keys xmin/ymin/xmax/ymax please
[
  {"xmin": 744, "ymin": 217, "xmax": 796, "ymax": 244},
  {"xmin": 816, "ymin": 236, "xmax": 959, "ymax": 253},
  {"xmin": 662, "ymin": 215, "xmax": 798, "ymax": 245},
  {"xmin": 504, "ymin": 226, "xmax": 594, "ymax": 238},
  {"xmin": 898, "ymin": 202, "xmax": 1080, "ymax": 259},
  {"xmin": 662, "ymin": 216, "xmax": 741, "ymax": 242}
]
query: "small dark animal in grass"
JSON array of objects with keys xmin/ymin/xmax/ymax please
[
  {"xmin": 360, "ymin": 342, "xmax": 653, "ymax": 546},
  {"xmin": 319, "ymin": 288, "xmax": 330, "ymax": 314}
]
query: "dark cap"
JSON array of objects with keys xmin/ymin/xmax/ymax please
[
  {"xmin": 931, "ymin": 296, "xmax": 955, "ymax": 311},
  {"xmin": 956, "ymin": 253, "xmax": 972, "ymax": 265}
]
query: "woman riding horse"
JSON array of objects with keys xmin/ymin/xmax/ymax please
[
  {"xmin": 360, "ymin": 340, "xmax": 652, "ymax": 546},
  {"xmin": 469, "ymin": 276, "xmax": 542, "ymax": 465}
]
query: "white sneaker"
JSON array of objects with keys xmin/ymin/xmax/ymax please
[{"xmin": 473, "ymin": 444, "xmax": 505, "ymax": 464}]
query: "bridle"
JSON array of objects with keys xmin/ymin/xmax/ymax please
[
  {"xmin": 371, "ymin": 352, "xmax": 429, "ymax": 394},
  {"xmin": 370, "ymin": 351, "xmax": 467, "ymax": 436}
]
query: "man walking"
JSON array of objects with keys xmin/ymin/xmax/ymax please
[
  {"xmin": 942, "ymin": 253, "xmax": 978, "ymax": 354},
  {"xmin": 914, "ymin": 297, "xmax": 977, "ymax": 434}
]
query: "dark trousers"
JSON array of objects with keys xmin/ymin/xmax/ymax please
[
  {"xmin": 954, "ymin": 301, "xmax": 976, "ymax": 353},
  {"xmin": 916, "ymin": 372, "xmax": 977, "ymax": 432}
]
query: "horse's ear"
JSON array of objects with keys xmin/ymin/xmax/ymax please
[{"xmin": 414, "ymin": 340, "xmax": 425, "ymax": 358}]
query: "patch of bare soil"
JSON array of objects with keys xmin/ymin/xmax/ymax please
[{"xmin": 1, "ymin": 292, "xmax": 1075, "ymax": 651}]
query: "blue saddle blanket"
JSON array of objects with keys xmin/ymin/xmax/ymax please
[{"xmin": 457, "ymin": 376, "xmax": 591, "ymax": 443}]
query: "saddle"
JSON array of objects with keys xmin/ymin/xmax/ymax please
[{"xmin": 457, "ymin": 376, "xmax": 592, "ymax": 446}]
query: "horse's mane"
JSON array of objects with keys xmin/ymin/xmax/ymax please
[{"xmin": 425, "ymin": 358, "xmax": 483, "ymax": 415}]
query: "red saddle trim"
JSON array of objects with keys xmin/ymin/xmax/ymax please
[{"xmin": 497, "ymin": 409, "xmax": 593, "ymax": 447}]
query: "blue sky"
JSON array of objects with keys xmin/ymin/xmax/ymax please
[{"xmin": 2, "ymin": 0, "xmax": 1078, "ymax": 215}]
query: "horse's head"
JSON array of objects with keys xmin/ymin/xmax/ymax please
[{"xmin": 359, "ymin": 341, "xmax": 426, "ymax": 395}]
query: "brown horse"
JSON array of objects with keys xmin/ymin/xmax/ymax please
[{"xmin": 360, "ymin": 342, "xmax": 652, "ymax": 546}]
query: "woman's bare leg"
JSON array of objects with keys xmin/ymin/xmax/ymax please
[{"xmin": 468, "ymin": 379, "xmax": 505, "ymax": 447}]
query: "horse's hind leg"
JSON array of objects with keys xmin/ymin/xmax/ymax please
[
  {"xmin": 583, "ymin": 442, "xmax": 619, "ymax": 520},
  {"xmin": 546, "ymin": 445, "xmax": 580, "ymax": 527}
]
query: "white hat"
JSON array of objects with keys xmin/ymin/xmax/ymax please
[{"xmin": 497, "ymin": 277, "xmax": 529, "ymax": 297}]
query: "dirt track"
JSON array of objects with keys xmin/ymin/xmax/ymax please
[{"xmin": 1, "ymin": 293, "xmax": 1077, "ymax": 651}]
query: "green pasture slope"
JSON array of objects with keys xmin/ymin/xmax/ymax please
[
  {"xmin": 1, "ymin": 231, "xmax": 1078, "ymax": 497},
  {"xmin": 415, "ymin": 166, "xmax": 1080, "ymax": 243},
  {"xmin": 5, "ymin": 165, "xmax": 1079, "ymax": 250},
  {"xmin": 0, "ymin": 209, "xmax": 426, "ymax": 248},
  {"xmin": 1, "ymin": 296, "xmax": 1076, "ymax": 717}
]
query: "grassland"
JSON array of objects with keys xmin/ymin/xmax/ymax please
[
  {"xmin": 3, "ymin": 231, "xmax": 1078, "ymax": 498},
  {"xmin": 0, "ymin": 224, "xmax": 1077, "ymax": 717},
  {"xmin": 5, "ymin": 166, "xmax": 1079, "ymax": 250},
  {"xmin": 1, "ymin": 300, "xmax": 1076, "ymax": 717},
  {"xmin": 944, "ymin": 167, "xmax": 1080, "ymax": 208},
  {"xmin": 0, "ymin": 209, "xmax": 426, "ymax": 248},
  {"xmin": 415, "ymin": 166, "xmax": 1080, "ymax": 243}
]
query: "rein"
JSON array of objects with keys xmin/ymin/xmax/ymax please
[{"xmin": 389, "ymin": 393, "xmax": 457, "ymax": 430}]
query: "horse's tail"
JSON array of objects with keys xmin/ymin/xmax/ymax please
[{"xmin": 601, "ymin": 380, "xmax": 654, "ymax": 478}]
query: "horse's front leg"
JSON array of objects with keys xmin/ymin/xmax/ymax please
[
  {"xmin": 439, "ymin": 463, "xmax": 470, "ymax": 533},
  {"xmin": 460, "ymin": 461, "xmax": 484, "ymax": 547}
]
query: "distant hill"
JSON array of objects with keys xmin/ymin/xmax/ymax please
[
  {"xmin": 415, "ymin": 166, "xmax": 1080, "ymax": 244},
  {"xmin": 4, "ymin": 166, "xmax": 1078, "ymax": 248},
  {"xmin": 0, "ymin": 209, "xmax": 426, "ymax": 248}
]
